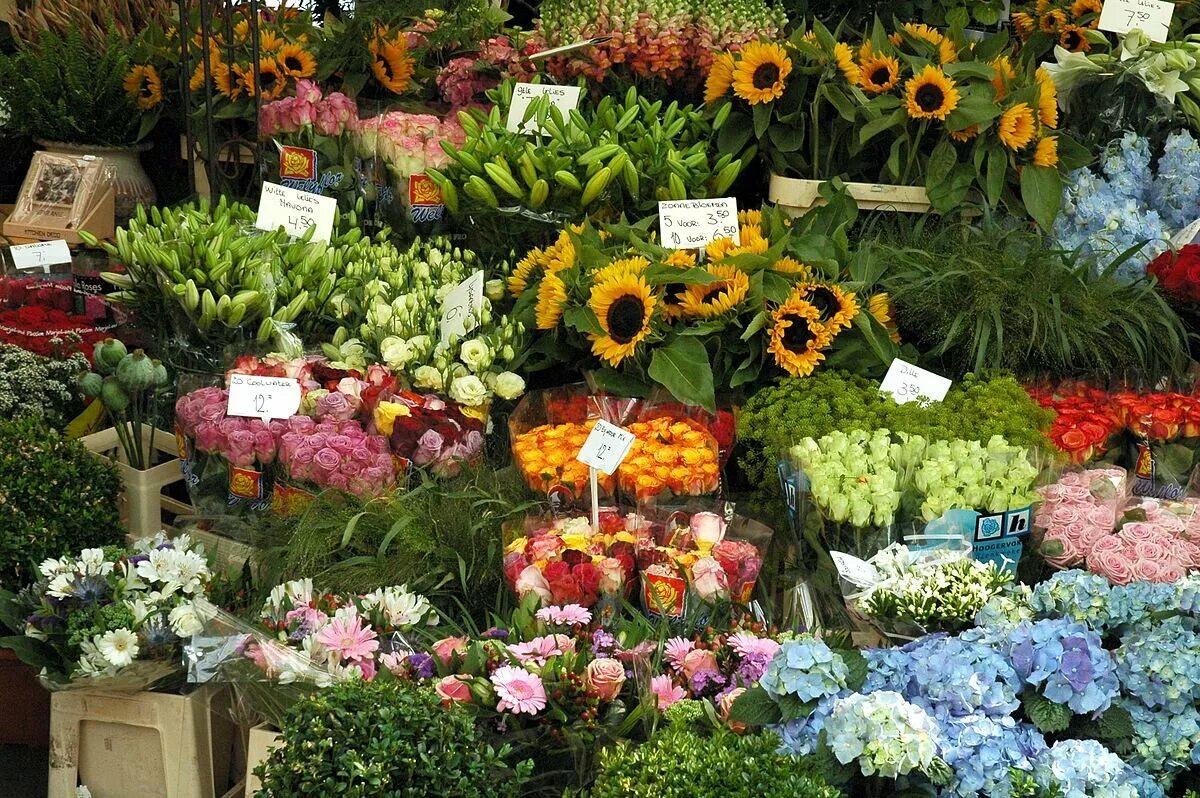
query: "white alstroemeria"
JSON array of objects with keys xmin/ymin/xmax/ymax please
[
  {"xmin": 125, "ymin": 599, "xmax": 153, "ymax": 624},
  {"xmin": 360, "ymin": 586, "xmax": 434, "ymax": 629},
  {"xmin": 77, "ymin": 549, "xmax": 113, "ymax": 577}
]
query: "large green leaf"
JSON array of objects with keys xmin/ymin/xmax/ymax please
[
  {"xmin": 647, "ymin": 337, "xmax": 716, "ymax": 412},
  {"xmin": 1020, "ymin": 165, "xmax": 1062, "ymax": 230},
  {"xmin": 925, "ymin": 139, "xmax": 958, "ymax": 190},
  {"xmin": 727, "ymin": 686, "xmax": 782, "ymax": 726},
  {"xmin": 717, "ymin": 111, "xmax": 754, "ymax": 155},
  {"xmin": 587, "ymin": 367, "xmax": 652, "ymax": 397},
  {"xmin": 643, "ymin": 265, "xmax": 719, "ymax": 286},
  {"xmin": 564, "ymin": 306, "xmax": 605, "ymax": 336}
]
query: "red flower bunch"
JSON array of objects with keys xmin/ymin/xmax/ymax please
[
  {"xmin": 382, "ymin": 390, "xmax": 485, "ymax": 477},
  {"xmin": 1147, "ymin": 244, "xmax": 1200, "ymax": 303}
]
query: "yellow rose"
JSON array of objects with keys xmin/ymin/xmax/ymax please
[
  {"xmin": 505, "ymin": 536, "xmax": 528, "ymax": 555},
  {"xmin": 560, "ymin": 533, "xmax": 590, "ymax": 551},
  {"xmin": 373, "ymin": 401, "xmax": 411, "ymax": 436},
  {"xmin": 614, "ymin": 531, "xmax": 636, "ymax": 544},
  {"xmin": 459, "ymin": 401, "xmax": 491, "ymax": 422}
]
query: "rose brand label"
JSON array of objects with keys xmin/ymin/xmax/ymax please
[
  {"xmin": 409, "ymin": 174, "xmax": 445, "ymax": 223},
  {"xmin": 228, "ymin": 464, "xmax": 264, "ymax": 500},
  {"xmin": 642, "ymin": 568, "xmax": 686, "ymax": 617},
  {"xmin": 279, "ymin": 146, "xmax": 317, "ymax": 181}
]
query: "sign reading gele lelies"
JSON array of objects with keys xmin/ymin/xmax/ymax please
[
  {"xmin": 506, "ymin": 83, "xmax": 584, "ymax": 134},
  {"xmin": 255, "ymin": 181, "xmax": 336, "ymax": 243},
  {"xmin": 658, "ymin": 198, "xmax": 740, "ymax": 250},
  {"xmin": 1098, "ymin": 0, "xmax": 1174, "ymax": 41}
]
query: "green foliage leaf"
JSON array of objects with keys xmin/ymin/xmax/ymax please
[
  {"xmin": 719, "ymin": 111, "xmax": 754, "ymax": 155},
  {"xmin": 564, "ymin": 306, "xmax": 605, "ymax": 336},
  {"xmin": 648, "ymin": 337, "xmax": 717, "ymax": 412},
  {"xmin": 1020, "ymin": 165, "xmax": 1062, "ymax": 231},
  {"xmin": 1023, "ymin": 690, "xmax": 1072, "ymax": 734},
  {"xmin": 728, "ymin": 686, "xmax": 783, "ymax": 726}
]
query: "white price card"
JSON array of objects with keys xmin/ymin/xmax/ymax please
[
  {"xmin": 576, "ymin": 419, "xmax": 637, "ymax": 474},
  {"xmin": 830, "ymin": 551, "xmax": 879, "ymax": 587},
  {"xmin": 439, "ymin": 270, "xmax": 485, "ymax": 346},
  {"xmin": 10, "ymin": 239, "xmax": 72, "ymax": 273},
  {"xmin": 1172, "ymin": 217, "xmax": 1200, "ymax": 249},
  {"xmin": 880, "ymin": 358, "xmax": 952, "ymax": 405},
  {"xmin": 1098, "ymin": 0, "xmax": 1174, "ymax": 41},
  {"xmin": 506, "ymin": 83, "xmax": 584, "ymax": 134},
  {"xmin": 255, "ymin": 181, "xmax": 336, "ymax": 243},
  {"xmin": 658, "ymin": 198, "xmax": 740, "ymax": 250},
  {"xmin": 226, "ymin": 374, "xmax": 302, "ymax": 422}
]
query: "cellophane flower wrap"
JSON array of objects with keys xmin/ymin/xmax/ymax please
[
  {"xmin": 0, "ymin": 266, "xmax": 119, "ymax": 357},
  {"xmin": 12, "ymin": 532, "xmax": 214, "ymax": 691},
  {"xmin": 502, "ymin": 510, "xmax": 639, "ymax": 612}
]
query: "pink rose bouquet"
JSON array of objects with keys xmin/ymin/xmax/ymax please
[{"xmin": 259, "ymin": 80, "xmax": 360, "ymax": 209}]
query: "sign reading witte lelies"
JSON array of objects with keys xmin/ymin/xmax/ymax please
[{"xmin": 255, "ymin": 182, "xmax": 336, "ymax": 243}]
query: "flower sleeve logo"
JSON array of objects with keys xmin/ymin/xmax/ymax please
[{"xmin": 279, "ymin": 146, "xmax": 317, "ymax": 181}]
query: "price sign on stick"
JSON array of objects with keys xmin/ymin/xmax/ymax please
[
  {"xmin": 10, "ymin": 240, "xmax": 71, "ymax": 273},
  {"xmin": 226, "ymin": 375, "xmax": 302, "ymax": 423},
  {"xmin": 577, "ymin": 419, "xmax": 637, "ymax": 530},
  {"xmin": 658, "ymin": 198, "xmax": 740, "ymax": 250},
  {"xmin": 879, "ymin": 358, "xmax": 952, "ymax": 405},
  {"xmin": 439, "ymin": 270, "xmax": 485, "ymax": 347},
  {"xmin": 255, "ymin": 182, "xmax": 336, "ymax": 243},
  {"xmin": 1098, "ymin": 0, "xmax": 1174, "ymax": 41}
]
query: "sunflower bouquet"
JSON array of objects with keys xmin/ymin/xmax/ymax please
[
  {"xmin": 1011, "ymin": 0, "xmax": 1104, "ymax": 57},
  {"xmin": 707, "ymin": 21, "xmax": 1088, "ymax": 227},
  {"xmin": 510, "ymin": 205, "xmax": 897, "ymax": 413}
]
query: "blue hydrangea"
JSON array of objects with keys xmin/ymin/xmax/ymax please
[
  {"xmin": 1178, "ymin": 575, "xmax": 1200, "ymax": 616},
  {"xmin": 1033, "ymin": 739, "xmax": 1166, "ymax": 798},
  {"xmin": 1149, "ymin": 130, "xmax": 1200, "ymax": 231},
  {"xmin": 1028, "ymin": 570, "xmax": 1112, "ymax": 630},
  {"xmin": 1104, "ymin": 581, "xmax": 1179, "ymax": 632},
  {"xmin": 1007, "ymin": 619, "xmax": 1119, "ymax": 715},
  {"xmin": 760, "ymin": 636, "xmax": 848, "ymax": 704},
  {"xmin": 772, "ymin": 690, "xmax": 847, "ymax": 757},
  {"xmin": 865, "ymin": 634, "xmax": 1021, "ymax": 721},
  {"xmin": 936, "ymin": 713, "xmax": 1046, "ymax": 798},
  {"xmin": 974, "ymin": 586, "xmax": 1034, "ymax": 638},
  {"xmin": 1115, "ymin": 615, "xmax": 1200, "ymax": 714},
  {"xmin": 1118, "ymin": 698, "xmax": 1200, "ymax": 781}
]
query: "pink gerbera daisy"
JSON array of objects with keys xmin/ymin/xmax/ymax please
[
  {"xmin": 534, "ymin": 604, "xmax": 593, "ymax": 626},
  {"xmin": 507, "ymin": 634, "xmax": 574, "ymax": 666},
  {"xmin": 315, "ymin": 614, "xmax": 379, "ymax": 663},
  {"xmin": 663, "ymin": 637, "xmax": 695, "ymax": 670},
  {"xmin": 491, "ymin": 665, "xmax": 547, "ymax": 715},
  {"xmin": 728, "ymin": 632, "xmax": 781, "ymax": 661},
  {"xmin": 650, "ymin": 674, "xmax": 687, "ymax": 709}
]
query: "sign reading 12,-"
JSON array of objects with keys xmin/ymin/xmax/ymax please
[
  {"xmin": 576, "ymin": 419, "xmax": 637, "ymax": 474},
  {"xmin": 1098, "ymin": 0, "xmax": 1174, "ymax": 41},
  {"xmin": 226, "ymin": 374, "xmax": 302, "ymax": 422},
  {"xmin": 658, "ymin": 198, "xmax": 740, "ymax": 250},
  {"xmin": 879, "ymin": 358, "xmax": 952, "ymax": 405}
]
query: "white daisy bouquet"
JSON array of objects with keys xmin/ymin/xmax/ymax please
[{"xmin": 5, "ymin": 532, "xmax": 215, "ymax": 690}]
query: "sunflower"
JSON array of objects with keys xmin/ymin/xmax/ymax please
[
  {"xmin": 1040, "ymin": 9, "xmax": 1069, "ymax": 31},
  {"xmin": 832, "ymin": 42, "xmax": 861, "ymax": 84},
  {"xmin": 706, "ymin": 224, "xmax": 769, "ymax": 260},
  {"xmin": 535, "ymin": 272, "xmax": 568, "ymax": 330},
  {"xmin": 508, "ymin": 249, "xmax": 544, "ymax": 297},
  {"xmin": 1033, "ymin": 136, "xmax": 1059, "ymax": 167},
  {"xmin": 1071, "ymin": 0, "xmax": 1102, "ymax": 19},
  {"xmin": 679, "ymin": 264, "xmax": 750, "ymax": 318},
  {"xmin": 793, "ymin": 282, "xmax": 859, "ymax": 333},
  {"xmin": 731, "ymin": 41, "xmax": 792, "ymax": 105},
  {"xmin": 660, "ymin": 250, "xmax": 697, "ymax": 318},
  {"xmin": 859, "ymin": 40, "xmax": 876, "ymax": 61},
  {"xmin": 705, "ymin": 52, "xmax": 736, "ymax": 104},
  {"xmin": 278, "ymin": 43, "xmax": 316, "ymax": 79},
  {"xmin": 859, "ymin": 55, "xmax": 900, "ymax": 94},
  {"xmin": 1036, "ymin": 68, "xmax": 1058, "ymax": 128},
  {"xmin": 904, "ymin": 65, "xmax": 960, "ymax": 121},
  {"xmin": 1036, "ymin": 0, "xmax": 1051, "ymax": 12},
  {"xmin": 894, "ymin": 23, "xmax": 956, "ymax": 63},
  {"xmin": 1012, "ymin": 11, "xmax": 1038, "ymax": 37},
  {"xmin": 370, "ymin": 37, "xmax": 416, "ymax": 95},
  {"xmin": 545, "ymin": 232, "xmax": 577, "ymax": 273},
  {"xmin": 1059, "ymin": 25, "xmax": 1090, "ymax": 51},
  {"xmin": 591, "ymin": 256, "xmax": 649, "ymax": 285},
  {"xmin": 998, "ymin": 102, "xmax": 1037, "ymax": 150},
  {"xmin": 233, "ymin": 18, "xmax": 250, "ymax": 43},
  {"xmin": 737, "ymin": 209, "xmax": 763, "ymax": 227},
  {"xmin": 990, "ymin": 56, "xmax": 1016, "ymax": 100},
  {"xmin": 949, "ymin": 124, "xmax": 980, "ymax": 143},
  {"xmin": 259, "ymin": 30, "xmax": 283, "ymax": 53},
  {"xmin": 768, "ymin": 297, "xmax": 832, "ymax": 377},
  {"xmin": 124, "ymin": 65, "xmax": 163, "ymax": 110},
  {"xmin": 772, "ymin": 256, "xmax": 810, "ymax": 278},
  {"xmin": 256, "ymin": 58, "xmax": 286, "ymax": 100},
  {"xmin": 867, "ymin": 292, "xmax": 901, "ymax": 343},
  {"xmin": 589, "ymin": 274, "xmax": 656, "ymax": 367}
]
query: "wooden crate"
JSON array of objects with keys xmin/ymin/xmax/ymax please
[
  {"xmin": 768, "ymin": 174, "xmax": 932, "ymax": 216},
  {"xmin": 82, "ymin": 427, "xmax": 194, "ymax": 539},
  {"xmin": 48, "ymin": 684, "xmax": 236, "ymax": 798},
  {"xmin": 243, "ymin": 725, "xmax": 282, "ymax": 797}
]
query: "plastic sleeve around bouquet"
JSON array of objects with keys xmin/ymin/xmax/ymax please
[
  {"xmin": 9, "ymin": 151, "xmax": 110, "ymax": 231},
  {"xmin": 618, "ymin": 393, "xmax": 724, "ymax": 507},
  {"xmin": 1033, "ymin": 465, "xmax": 1131, "ymax": 570},
  {"xmin": 501, "ymin": 508, "xmax": 639, "ymax": 616},
  {"xmin": 508, "ymin": 383, "xmax": 638, "ymax": 513},
  {"xmin": 1126, "ymin": 404, "xmax": 1200, "ymax": 501}
]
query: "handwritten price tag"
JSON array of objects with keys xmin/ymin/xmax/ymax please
[
  {"xmin": 226, "ymin": 375, "xmax": 302, "ymax": 422},
  {"xmin": 576, "ymin": 419, "xmax": 637, "ymax": 474},
  {"xmin": 255, "ymin": 182, "xmax": 336, "ymax": 243},
  {"xmin": 829, "ymin": 551, "xmax": 879, "ymax": 587},
  {"xmin": 658, "ymin": 198, "xmax": 740, "ymax": 250},
  {"xmin": 506, "ymin": 83, "xmax": 584, "ymax": 134},
  {"xmin": 10, "ymin": 240, "xmax": 72, "ymax": 273},
  {"xmin": 880, "ymin": 358, "xmax": 952, "ymax": 405},
  {"xmin": 439, "ymin": 270, "xmax": 485, "ymax": 347},
  {"xmin": 1098, "ymin": 0, "xmax": 1174, "ymax": 41}
]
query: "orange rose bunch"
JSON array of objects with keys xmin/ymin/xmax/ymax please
[
  {"xmin": 618, "ymin": 417, "xmax": 720, "ymax": 499},
  {"xmin": 512, "ymin": 420, "xmax": 617, "ymax": 495}
]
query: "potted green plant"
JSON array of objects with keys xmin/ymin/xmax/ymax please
[
  {"xmin": 0, "ymin": 416, "xmax": 124, "ymax": 747},
  {"xmin": 0, "ymin": 23, "xmax": 156, "ymax": 223}
]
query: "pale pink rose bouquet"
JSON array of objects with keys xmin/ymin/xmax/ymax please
[
  {"xmin": 1034, "ymin": 467, "xmax": 1129, "ymax": 569},
  {"xmin": 259, "ymin": 79, "xmax": 360, "ymax": 209}
]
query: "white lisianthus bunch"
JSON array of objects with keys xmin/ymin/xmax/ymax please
[
  {"xmin": 823, "ymin": 691, "xmax": 946, "ymax": 780},
  {"xmin": 325, "ymin": 236, "xmax": 528, "ymax": 405},
  {"xmin": 18, "ymin": 533, "xmax": 215, "ymax": 686},
  {"xmin": 915, "ymin": 435, "xmax": 1039, "ymax": 521},
  {"xmin": 358, "ymin": 585, "xmax": 438, "ymax": 630},
  {"xmin": 789, "ymin": 429, "xmax": 920, "ymax": 528}
]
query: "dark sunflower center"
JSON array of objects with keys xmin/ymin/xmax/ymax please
[
  {"xmin": 285, "ymin": 55, "xmax": 302, "ymax": 71},
  {"xmin": 752, "ymin": 63, "xmax": 781, "ymax": 90},
  {"xmin": 139, "ymin": 79, "xmax": 154, "ymax": 98},
  {"xmin": 664, "ymin": 283, "xmax": 685, "ymax": 305},
  {"xmin": 701, "ymin": 283, "xmax": 728, "ymax": 304},
  {"xmin": 870, "ymin": 66, "xmax": 891, "ymax": 86},
  {"xmin": 803, "ymin": 286, "xmax": 839, "ymax": 322},
  {"xmin": 781, "ymin": 315, "xmax": 817, "ymax": 352},
  {"xmin": 1063, "ymin": 30, "xmax": 1082, "ymax": 49},
  {"xmin": 607, "ymin": 295, "xmax": 646, "ymax": 344},
  {"xmin": 379, "ymin": 55, "xmax": 394, "ymax": 80},
  {"xmin": 261, "ymin": 69, "xmax": 279, "ymax": 91},
  {"xmin": 914, "ymin": 83, "xmax": 945, "ymax": 112}
]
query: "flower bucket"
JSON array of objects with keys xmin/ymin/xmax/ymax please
[
  {"xmin": 768, "ymin": 174, "xmax": 931, "ymax": 217},
  {"xmin": 47, "ymin": 684, "xmax": 236, "ymax": 798},
  {"xmin": 82, "ymin": 426, "xmax": 193, "ymax": 539},
  {"xmin": 0, "ymin": 647, "xmax": 51, "ymax": 746},
  {"xmin": 244, "ymin": 724, "xmax": 282, "ymax": 797}
]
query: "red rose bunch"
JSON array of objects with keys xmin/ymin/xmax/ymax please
[{"xmin": 1147, "ymin": 244, "xmax": 1200, "ymax": 303}]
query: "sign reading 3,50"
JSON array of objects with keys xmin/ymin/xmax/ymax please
[{"xmin": 658, "ymin": 198, "xmax": 741, "ymax": 250}]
